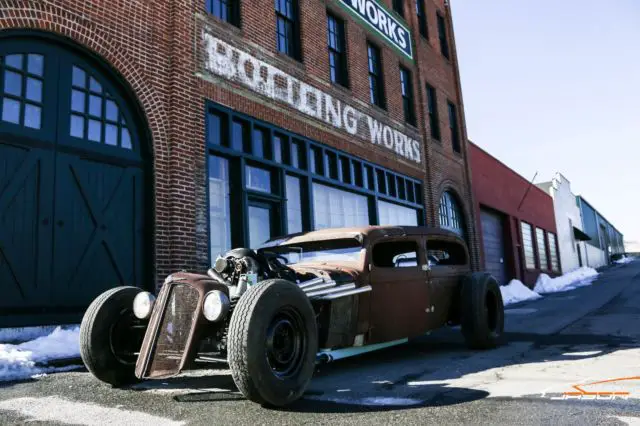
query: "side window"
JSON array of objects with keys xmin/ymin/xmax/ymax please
[
  {"xmin": 426, "ymin": 239, "xmax": 467, "ymax": 266},
  {"xmin": 372, "ymin": 240, "xmax": 418, "ymax": 268}
]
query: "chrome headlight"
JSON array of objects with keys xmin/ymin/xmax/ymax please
[
  {"xmin": 203, "ymin": 290, "xmax": 230, "ymax": 322},
  {"xmin": 133, "ymin": 291, "xmax": 156, "ymax": 320}
]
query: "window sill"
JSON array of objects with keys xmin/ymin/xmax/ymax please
[{"xmin": 274, "ymin": 51, "xmax": 305, "ymax": 73}]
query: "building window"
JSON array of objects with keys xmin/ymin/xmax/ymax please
[
  {"xmin": 426, "ymin": 84, "xmax": 440, "ymax": 141},
  {"xmin": 437, "ymin": 12, "xmax": 450, "ymax": 59},
  {"xmin": 416, "ymin": 0, "xmax": 428, "ymax": 39},
  {"xmin": 327, "ymin": 13, "xmax": 348, "ymax": 87},
  {"xmin": 521, "ymin": 222, "xmax": 535, "ymax": 269},
  {"xmin": 206, "ymin": 0, "xmax": 240, "ymax": 26},
  {"xmin": 1, "ymin": 53, "xmax": 44, "ymax": 130},
  {"xmin": 275, "ymin": 0, "xmax": 300, "ymax": 60},
  {"xmin": 367, "ymin": 43, "xmax": 385, "ymax": 108},
  {"xmin": 69, "ymin": 65, "xmax": 133, "ymax": 149},
  {"xmin": 378, "ymin": 200, "xmax": 418, "ymax": 226},
  {"xmin": 245, "ymin": 165, "xmax": 272, "ymax": 193},
  {"xmin": 447, "ymin": 101, "xmax": 460, "ymax": 153},
  {"xmin": 549, "ymin": 233, "xmax": 560, "ymax": 272},
  {"xmin": 209, "ymin": 155, "xmax": 232, "ymax": 260},
  {"xmin": 439, "ymin": 191, "xmax": 464, "ymax": 236},
  {"xmin": 399, "ymin": 66, "xmax": 416, "ymax": 126},
  {"xmin": 536, "ymin": 228, "xmax": 548, "ymax": 270},
  {"xmin": 313, "ymin": 183, "xmax": 369, "ymax": 229},
  {"xmin": 286, "ymin": 175, "xmax": 303, "ymax": 233},
  {"xmin": 393, "ymin": 0, "xmax": 404, "ymax": 17}
]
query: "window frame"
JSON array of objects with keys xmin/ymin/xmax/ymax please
[
  {"xmin": 393, "ymin": 0, "xmax": 404, "ymax": 17},
  {"xmin": 536, "ymin": 227, "xmax": 549, "ymax": 270},
  {"xmin": 548, "ymin": 232, "xmax": 560, "ymax": 272},
  {"xmin": 367, "ymin": 42, "xmax": 386, "ymax": 109},
  {"xmin": 436, "ymin": 12, "xmax": 450, "ymax": 59},
  {"xmin": 206, "ymin": 0, "xmax": 240, "ymax": 27},
  {"xmin": 426, "ymin": 83, "xmax": 440, "ymax": 141},
  {"xmin": 416, "ymin": 0, "xmax": 428, "ymax": 39},
  {"xmin": 275, "ymin": 0, "xmax": 301, "ymax": 61},
  {"xmin": 326, "ymin": 12, "xmax": 349, "ymax": 88},
  {"xmin": 439, "ymin": 191, "xmax": 464, "ymax": 236},
  {"xmin": 399, "ymin": 66, "xmax": 416, "ymax": 126},
  {"xmin": 447, "ymin": 101, "xmax": 460, "ymax": 153},
  {"xmin": 521, "ymin": 221, "xmax": 536, "ymax": 270}
]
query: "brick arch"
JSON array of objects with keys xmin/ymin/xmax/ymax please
[{"xmin": 0, "ymin": 8, "xmax": 172, "ymax": 283}]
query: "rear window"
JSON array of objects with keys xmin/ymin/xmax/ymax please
[
  {"xmin": 372, "ymin": 241, "xmax": 419, "ymax": 268},
  {"xmin": 427, "ymin": 239, "xmax": 467, "ymax": 266}
]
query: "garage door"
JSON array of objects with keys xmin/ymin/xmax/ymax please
[
  {"xmin": 480, "ymin": 208, "xmax": 508, "ymax": 285},
  {"xmin": 0, "ymin": 36, "xmax": 147, "ymax": 326}
]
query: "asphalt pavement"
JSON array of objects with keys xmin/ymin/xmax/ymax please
[{"xmin": 1, "ymin": 261, "xmax": 640, "ymax": 425}]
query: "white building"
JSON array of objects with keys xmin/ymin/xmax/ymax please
[{"xmin": 537, "ymin": 173, "xmax": 592, "ymax": 272}]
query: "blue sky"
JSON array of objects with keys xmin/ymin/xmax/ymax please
[{"xmin": 450, "ymin": 1, "xmax": 640, "ymax": 249}]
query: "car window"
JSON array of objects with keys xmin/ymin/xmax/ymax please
[
  {"xmin": 372, "ymin": 241, "xmax": 419, "ymax": 268},
  {"xmin": 426, "ymin": 239, "xmax": 467, "ymax": 266}
]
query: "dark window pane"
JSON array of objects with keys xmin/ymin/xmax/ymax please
[
  {"xmin": 89, "ymin": 95, "xmax": 102, "ymax": 117},
  {"xmin": 398, "ymin": 179, "xmax": 406, "ymax": 200},
  {"xmin": 207, "ymin": 112, "xmax": 222, "ymax": 145},
  {"xmin": 5, "ymin": 54, "xmax": 23, "ymax": 70},
  {"xmin": 25, "ymin": 78, "xmax": 42, "ymax": 103},
  {"xmin": 437, "ymin": 13, "xmax": 450, "ymax": 59},
  {"xmin": 273, "ymin": 134, "xmax": 283, "ymax": 163},
  {"xmin": 106, "ymin": 99, "xmax": 119, "ymax": 122},
  {"xmin": 252, "ymin": 127, "xmax": 265, "ymax": 158},
  {"xmin": 71, "ymin": 90, "xmax": 85, "ymax": 113},
  {"xmin": 72, "ymin": 66, "xmax": 86, "ymax": 88},
  {"xmin": 70, "ymin": 114, "xmax": 84, "ymax": 138},
  {"xmin": 245, "ymin": 165, "xmax": 272, "ymax": 193},
  {"xmin": 387, "ymin": 173, "xmax": 397, "ymax": 197},
  {"xmin": 393, "ymin": 0, "xmax": 404, "ymax": 17},
  {"xmin": 290, "ymin": 140, "xmax": 299, "ymax": 168},
  {"xmin": 376, "ymin": 169, "xmax": 386, "ymax": 194},
  {"xmin": 27, "ymin": 54, "xmax": 44, "ymax": 76},
  {"xmin": 353, "ymin": 161, "xmax": 363, "ymax": 187},
  {"xmin": 1, "ymin": 98, "xmax": 20, "ymax": 124},
  {"xmin": 4, "ymin": 71, "xmax": 22, "ymax": 97},
  {"xmin": 88, "ymin": 119, "xmax": 101, "ymax": 142},
  {"xmin": 105, "ymin": 123, "xmax": 118, "ymax": 146},
  {"xmin": 24, "ymin": 104, "xmax": 41, "ymax": 129},
  {"xmin": 121, "ymin": 128, "xmax": 132, "ymax": 149},
  {"xmin": 232, "ymin": 120, "xmax": 245, "ymax": 151},
  {"xmin": 89, "ymin": 76, "xmax": 102, "ymax": 93}
]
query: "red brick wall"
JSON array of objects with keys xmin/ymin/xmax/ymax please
[
  {"xmin": 0, "ymin": 0, "xmax": 480, "ymax": 286},
  {"xmin": 469, "ymin": 142, "xmax": 560, "ymax": 285}
]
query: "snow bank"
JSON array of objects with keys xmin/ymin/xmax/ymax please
[
  {"xmin": 533, "ymin": 267, "xmax": 599, "ymax": 294},
  {"xmin": 0, "ymin": 326, "xmax": 59, "ymax": 344},
  {"xmin": 614, "ymin": 256, "xmax": 635, "ymax": 264},
  {"xmin": 0, "ymin": 326, "xmax": 81, "ymax": 382},
  {"xmin": 500, "ymin": 279, "xmax": 542, "ymax": 306}
]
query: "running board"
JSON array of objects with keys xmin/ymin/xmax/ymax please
[{"xmin": 316, "ymin": 338, "xmax": 409, "ymax": 363}]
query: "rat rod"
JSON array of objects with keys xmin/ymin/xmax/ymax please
[{"xmin": 80, "ymin": 225, "xmax": 504, "ymax": 406}]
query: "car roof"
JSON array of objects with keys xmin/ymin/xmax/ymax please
[{"xmin": 260, "ymin": 225, "xmax": 466, "ymax": 248}]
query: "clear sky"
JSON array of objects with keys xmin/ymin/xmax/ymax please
[{"xmin": 450, "ymin": 1, "xmax": 640, "ymax": 250}]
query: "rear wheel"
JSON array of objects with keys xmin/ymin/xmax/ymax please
[
  {"xmin": 227, "ymin": 279, "xmax": 318, "ymax": 407},
  {"xmin": 460, "ymin": 273, "xmax": 504, "ymax": 349},
  {"xmin": 80, "ymin": 286, "xmax": 146, "ymax": 387}
]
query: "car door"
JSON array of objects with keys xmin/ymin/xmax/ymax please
[
  {"xmin": 367, "ymin": 236, "xmax": 430, "ymax": 343},
  {"xmin": 425, "ymin": 236, "xmax": 470, "ymax": 328}
]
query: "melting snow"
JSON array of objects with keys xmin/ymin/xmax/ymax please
[
  {"xmin": 533, "ymin": 267, "xmax": 599, "ymax": 294},
  {"xmin": 500, "ymin": 279, "xmax": 542, "ymax": 306},
  {"xmin": 0, "ymin": 326, "xmax": 59, "ymax": 344},
  {"xmin": 0, "ymin": 326, "xmax": 81, "ymax": 382},
  {"xmin": 615, "ymin": 256, "xmax": 635, "ymax": 264}
]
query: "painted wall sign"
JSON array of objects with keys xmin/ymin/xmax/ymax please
[
  {"xmin": 338, "ymin": 0, "xmax": 413, "ymax": 60},
  {"xmin": 202, "ymin": 33, "xmax": 422, "ymax": 164}
]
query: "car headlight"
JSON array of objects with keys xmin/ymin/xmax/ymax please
[
  {"xmin": 133, "ymin": 291, "xmax": 156, "ymax": 320},
  {"xmin": 203, "ymin": 290, "xmax": 230, "ymax": 322}
]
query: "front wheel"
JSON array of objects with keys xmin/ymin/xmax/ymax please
[
  {"xmin": 80, "ymin": 286, "xmax": 146, "ymax": 387},
  {"xmin": 460, "ymin": 273, "xmax": 504, "ymax": 349},
  {"xmin": 227, "ymin": 279, "xmax": 318, "ymax": 407}
]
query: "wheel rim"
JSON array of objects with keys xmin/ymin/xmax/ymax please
[
  {"xmin": 485, "ymin": 292, "xmax": 498, "ymax": 333},
  {"xmin": 265, "ymin": 307, "xmax": 306, "ymax": 379},
  {"xmin": 109, "ymin": 308, "xmax": 145, "ymax": 365}
]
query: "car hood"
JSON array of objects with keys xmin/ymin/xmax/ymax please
[{"xmin": 289, "ymin": 262, "xmax": 362, "ymax": 284}]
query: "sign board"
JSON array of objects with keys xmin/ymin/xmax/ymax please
[
  {"xmin": 202, "ymin": 33, "xmax": 422, "ymax": 164},
  {"xmin": 338, "ymin": 0, "xmax": 413, "ymax": 60}
]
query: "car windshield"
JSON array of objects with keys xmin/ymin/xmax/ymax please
[{"xmin": 259, "ymin": 238, "xmax": 363, "ymax": 265}]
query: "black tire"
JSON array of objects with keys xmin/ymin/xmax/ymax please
[
  {"xmin": 80, "ymin": 286, "xmax": 145, "ymax": 387},
  {"xmin": 460, "ymin": 272, "xmax": 504, "ymax": 349},
  {"xmin": 227, "ymin": 279, "xmax": 318, "ymax": 407}
]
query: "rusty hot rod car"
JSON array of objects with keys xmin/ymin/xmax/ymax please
[{"xmin": 79, "ymin": 226, "xmax": 504, "ymax": 406}]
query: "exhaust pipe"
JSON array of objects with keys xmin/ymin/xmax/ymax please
[
  {"xmin": 319, "ymin": 285, "xmax": 372, "ymax": 300},
  {"xmin": 298, "ymin": 277, "xmax": 325, "ymax": 289},
  {"xmin": 301, "ymin": 281, "xmax": 336, "ymax": 293},
  {"xmin": 307, "ymin": 283, "xmax": 356, "ymax": 298}
]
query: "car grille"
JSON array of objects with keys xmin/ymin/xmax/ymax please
[{"xmin": 142, "ymin": 283, "xmax": 200, "ymax": 379}]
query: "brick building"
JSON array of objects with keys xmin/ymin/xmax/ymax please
[
  {"xmin": 0, "ymin": 0, "xmax": 476, "ymax": 326},
  {"xmin": 470, "ymin": 142, "xmax": 560, "ymax": 287}
]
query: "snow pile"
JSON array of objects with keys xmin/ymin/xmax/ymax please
[
  {"xmin": 614, "ymin": 256, "xmax": 635, "ymax": 264},
  {"xmin": 0, "ymin": 326, "xmax": 81, "ymax": 382},
  {"xmin": 500, "ymin": 279, "xmax": 542, "ymax": 306},
  {"xmin": 0, "ymin": 326, "xmax": 59, "ymax": 344},
  {"xmin": 533, "ymin": 267, "xmax": 599, "ymax": 294}
]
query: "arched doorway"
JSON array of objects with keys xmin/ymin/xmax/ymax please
[
  {"xmin": 439, "ymin": 190, "xmax": 465, "ymax": 238},
  {"xmin": 0, "ymin": 34, "xmax": 149, "ymax": 326}
]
